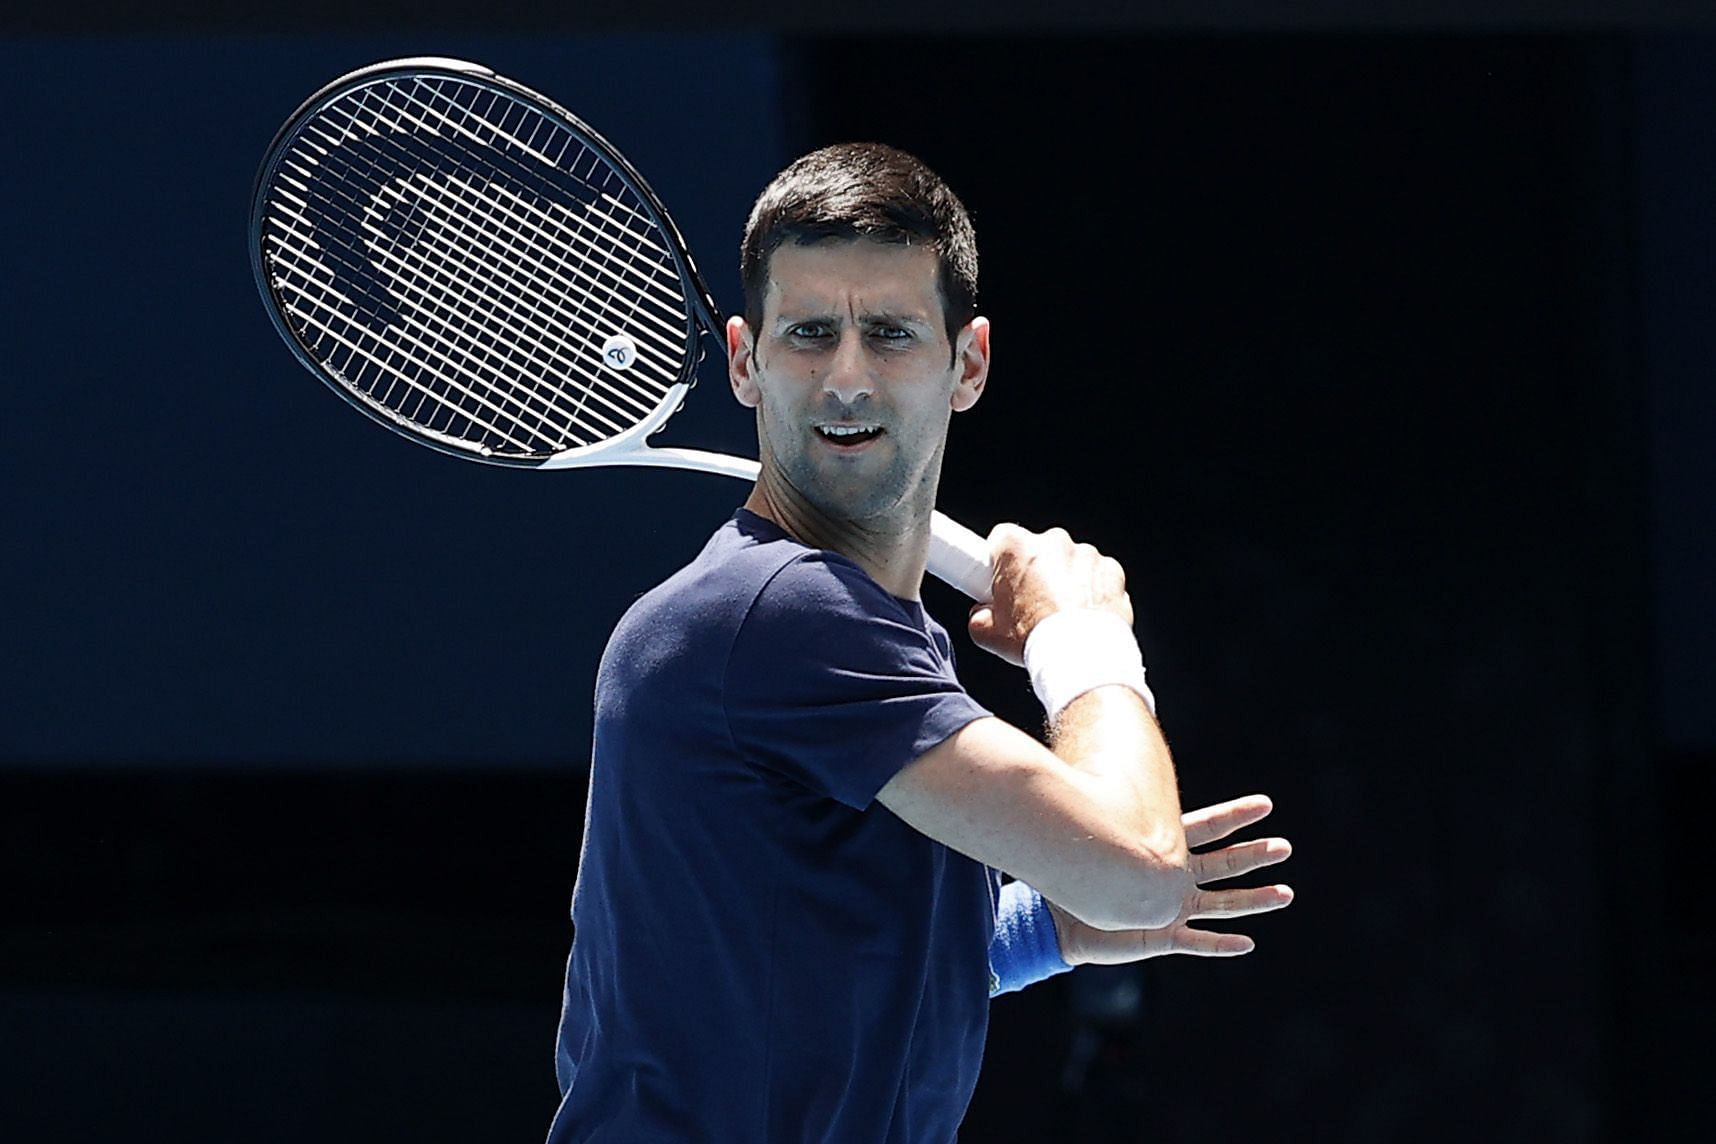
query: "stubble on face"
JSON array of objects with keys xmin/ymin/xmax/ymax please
[{"xmin": 746, "ymin": 240, "xmax": 963, "ymax": 536}]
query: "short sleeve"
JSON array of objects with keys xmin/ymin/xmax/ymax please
[{"xmin": 724, "ymin": 552, "xmax": 990, "ymax": 809}]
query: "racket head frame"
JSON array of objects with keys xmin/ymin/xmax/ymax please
[{"xmin": 249, "ymin": 56, "xmax": 729, "ymax": 469}]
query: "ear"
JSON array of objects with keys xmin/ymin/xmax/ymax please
[
  {"xmin": 950, "ymin": 316, "xmax": 990, "ymax": 413},
  {"xmin": 727, "ymin": 315, "xmax": 761, "ymax": 408}
]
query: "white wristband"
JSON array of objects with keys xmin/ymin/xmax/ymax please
[{"xmin": 1021, "ymin": 609, "xmax": 1156, "ymax": 723}]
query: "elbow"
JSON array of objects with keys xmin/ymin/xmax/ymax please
[
  {"xmin": 1111, "ymin": 831, "xmax": 1193, "ymax": 931},
  {"xmin": 1067, "ymin": 836, "xmax": 1192, "ymax": 933},
  {"xmin": 1131, "ymin": 841, "xmax": 1194, "ymax": 931}
]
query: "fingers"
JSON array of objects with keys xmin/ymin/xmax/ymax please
[
  {"xmin": 984, "ymin": 522, "xmax": 1042, "ymax": 566},
  {"xmin": 1182, "ymin": 794, "xmax": 1275, "ymax": 849},
  {"xmin": 1097, "ymin": 554, "xmax": 1127, "ymax": 598},
  {"xmin": 1190, "ymin": 836, "xmax": 1293, "ymax": 884},
  {"xmin": 1183, "ymin": 883, "xmax": 1294, "ymax": 921},
  {"xmin": 984, "ymin": 522, "xmax": 1132, "ymax": 628},
  {"xmin": 1150, "ymin": 928, "xmax": 1257, "ymax": 958}
]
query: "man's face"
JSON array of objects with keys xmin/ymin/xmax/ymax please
[{"xmin": 727, "ymin": 239, "xmax": 988, "ymax": 524}]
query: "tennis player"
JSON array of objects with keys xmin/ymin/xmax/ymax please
[{"xmin": 546, "ymin": 144, "xmax": 1292, "ymax": 1142}]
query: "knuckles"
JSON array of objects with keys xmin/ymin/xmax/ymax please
[{"xmin": 985, "ymin": 523, "xmax": 1131, "ymax": 612}]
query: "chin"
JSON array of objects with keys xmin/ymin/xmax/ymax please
[
  {"xmin": 809, "ymin": 486, "xmax": 903, "ymax": 523},
  {"xmin": 797, "ymin": 466, "xmax": 913, "ymax": 523}
]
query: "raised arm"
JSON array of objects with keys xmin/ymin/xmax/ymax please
[{"xmin": 876, "ymin": 525, "xmax": 1193, "ymax": 932}]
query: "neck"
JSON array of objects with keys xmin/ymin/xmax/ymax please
[{"xmin": 743, "ymin": 465, "xmax": 938, "ymax": 601}]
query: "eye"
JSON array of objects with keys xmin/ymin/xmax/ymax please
[
  {"xmin": 787, "ymin": 322, "xmax": 830, "ymax": 340},
  {"xmin": 870, "ymin": 326, "xmax": 912, "ymax": 342}
]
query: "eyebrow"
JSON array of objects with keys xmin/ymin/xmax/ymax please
[{"xmin": 773, "ymin": 311, "xmax": 934, "ymax": 331}]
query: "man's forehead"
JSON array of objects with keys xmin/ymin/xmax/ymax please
[{"xmin": 762, "ymin": 239, "xmax": 941, "ymax": 317}]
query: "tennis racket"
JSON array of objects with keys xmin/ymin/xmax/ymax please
[{"xmin": 250, "ymin": 57, "xmax": 994, "ymax": 601}]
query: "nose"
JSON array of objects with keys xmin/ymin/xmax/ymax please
[{"xmin": 821, "ymin": 328, "xmax": 875, "ymax": 403}]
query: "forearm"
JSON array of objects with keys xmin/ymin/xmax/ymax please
[{"xmin": 1049, "ymin": 687, "xmax": 1191, "ymax": 924}]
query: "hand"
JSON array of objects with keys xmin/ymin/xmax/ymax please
[
  {"xmin": 969, "ymin": 523, "xmax": 1133, "ymax": 666},
  {"xmin": 1044, "ymin": 794, "xmax": 1293, "ymax": 965}
]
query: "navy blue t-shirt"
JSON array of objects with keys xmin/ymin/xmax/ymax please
[{"xmin": 549, "ymin": 510, "xmax": 997, "ymax": 1143}]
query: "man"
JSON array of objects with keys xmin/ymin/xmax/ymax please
[{"xmin": 547, "ymin": 143, "xmax": 1292, "ymax": 1142}]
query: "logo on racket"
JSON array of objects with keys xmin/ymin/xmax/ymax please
[{"xmin": 601, "ymin": 334, "xmax": 638, "ymax": 371}]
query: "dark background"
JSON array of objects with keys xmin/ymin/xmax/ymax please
[{"xmin": 4, "ymin": 5, "xmax": 1712, "ymax": 1142}]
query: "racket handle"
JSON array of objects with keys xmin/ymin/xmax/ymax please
[{"xmin": 928, "ymin": 512, "xmax": 995, "ymax": 602}]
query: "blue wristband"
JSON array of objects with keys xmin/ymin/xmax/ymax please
[{"xmin": 988, "ymin": 881, "xmax": 1073, "ymax": 997}]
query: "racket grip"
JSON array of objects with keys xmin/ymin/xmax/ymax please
[{"xmin": 927, "ymin": 512, "xmax": 994, "ymax": 602}]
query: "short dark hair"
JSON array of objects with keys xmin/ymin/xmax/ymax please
[{"xmin": 739, "ymin": 143, "xmax": 978, "ymax": 348}]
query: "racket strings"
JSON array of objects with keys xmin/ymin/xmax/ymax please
[
  {"xmin": 388, "ymin": 80, "xmax": 690, "ymax": 340},
  {"xmin": 325, "ymin": 83, "xmax": 674, "ymax": 443},
  {"xmin": 270, "ymin": 182, "xmax": 607, "ymax": 449},
  {"xmin": 261, "ymin": 73, "xmax": 695, "ymax": 457},
  {"xmin": 380, "ymin": 77, "xmax": 691, "ymax": 394},
  {"xmin": 269, "ymin": 188, "xmax": 575, "ymax": 453},
  {"xmin": 271, "ymin": 172, "xmax": 587, "ymax": 453},
  {"xmin": 338, "ymin": 155, "xmax": 656, "ymax": 428}
]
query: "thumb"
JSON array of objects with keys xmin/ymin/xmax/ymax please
[
  {"xmin": 968, "ymin": 603, "xmax": 995, "ymax": 642},
  {"xmin": 968, "ymin": 603, "xmax": 1024, "ymax": 666}
]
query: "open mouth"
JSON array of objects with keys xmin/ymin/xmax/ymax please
[{"xmin": 814, "ymin": 424, "xmax": 885, "ymax": 447}]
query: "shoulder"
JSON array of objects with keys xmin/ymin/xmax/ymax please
[
  {"xmin": 613, "ymin": 513, "xmax": 807, "ymax": 635},
  {"xmin": 730, "ymin": 548, "xmax": 961, "ymax": 701},
  {"xmin": 724, "ymin": 549, "xmax": 986, "ymax": 808},
  {"xmin": 748, "ymin": 549, "xmax": 919, "ymax": 630},
  {"xmin": 630, "ymin": 509, "xmax": 927, "ymax": 641}
]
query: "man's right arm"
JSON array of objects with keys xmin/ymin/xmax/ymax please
[{"xmin": 876, "ymin": 526, "xmax": 1194, "ymax": 933}]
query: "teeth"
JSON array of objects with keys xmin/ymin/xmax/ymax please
[{"xmin": 819, "ymin": 425, "xmax": 875, "ymax": 437}]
